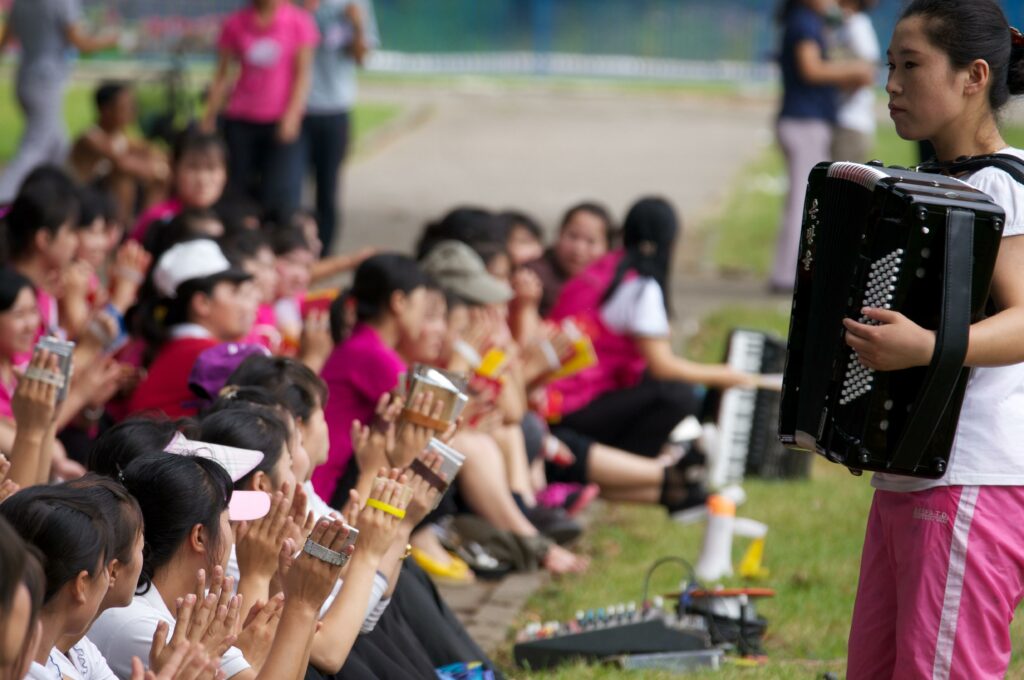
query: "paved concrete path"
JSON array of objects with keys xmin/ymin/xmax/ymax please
[
  {"xmin": 341, "ymin": 82, "xmax": 773, "ymax": 262},
  {"xmin": 339, "ymin": 81, "xmax": 779, "ymax": 656}
]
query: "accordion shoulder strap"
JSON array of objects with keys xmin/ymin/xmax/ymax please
[
  {"xmin": 889, "ymin": 208, "xmax": 974, "ymax": 472},
  {"xmin": 919, "ymin": 153, "xmax": 1024, "ymax": 186}
]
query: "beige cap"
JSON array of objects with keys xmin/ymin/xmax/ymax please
[{"xmin": 420, "ymin": 240, "xmax": 513, "ymax": 305}]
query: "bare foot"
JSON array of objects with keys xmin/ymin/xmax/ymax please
[{"xmin": 543, "ymin": 544, "xmax": 589, "ymax": 574}]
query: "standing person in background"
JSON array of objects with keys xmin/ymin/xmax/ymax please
[
  {"xmin": 831, "ymin": 0, "xmax": 881, "ymax": 162},
  {"xmin": 302, "ymin": 0, "xmax": 379, "ymax": 254},
  {"xmin": 769, "ymin": 0, "xmax": 875, "ymax": 292},
  {"xmin": 203, "ymin": 0, "xmax": 319, "ymax": 224},
  {"xmin": 0, "ymin": 0, "xmax": 118, "ymax": 202}
]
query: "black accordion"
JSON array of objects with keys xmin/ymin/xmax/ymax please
[
  {"xmin": 779, "ymin": 161, "xmax": 1005, "ymax": 478},
  {"xmin": 708, "ymin": 329, "xmax": 808, "ymax": 486}
]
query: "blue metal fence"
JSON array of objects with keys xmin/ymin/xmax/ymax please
[{"xmin": 5, "ymin": 1, "xmax": 1024, "ymax": 74}]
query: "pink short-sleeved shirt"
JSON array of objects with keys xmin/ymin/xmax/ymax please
[
  {"xmin": 0, "ymin": 362, "xmax": 25, "ymax": 420},
  {"xmin": 314, "ymin": 323, "xmax": 405, "ymax": 501},
  {"xmin": 218, "ymin": 4, "xmax": 320, "ymax": 124}
]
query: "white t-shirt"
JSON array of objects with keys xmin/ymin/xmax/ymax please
[
  {"xmin": 874, "ymin": 147, "xmax": 1024, "ymax": 491},
  {"xmin": 833, "ymin": 12, "xmax": 880, "ymax": 134},
  {"xmin": 25, "ymin": 662, "xmax": 54, "ymax": 680},
  {"xmin": 600, "ymin": 277, "xmax": 670, "ymax": 338},
  {"xmin": 30, "ymin": 639, "xmax": 118, "ymax": 680},
  {"xmin": 88, "ymin": 582, "xmax": 251, "ymax": 679},
  {"xmin": 305, "ymin": 479, "xmax": 337, "ymax": 521}
]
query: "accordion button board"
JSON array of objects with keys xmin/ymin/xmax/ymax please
[{"xmin": 779, "ymin": 161, "xmax": 1005, "ymax": 478}]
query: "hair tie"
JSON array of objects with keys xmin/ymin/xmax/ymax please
[
  {"xmin": 218, "ymin": 385, "xmax": 240, "ymax": 399},
  {"xmin": 1012, "ymin": 27, "xmax": 1024, "ymax": 47}
]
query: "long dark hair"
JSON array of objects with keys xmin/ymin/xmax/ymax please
[
  {"xmin": 600, "ymin": 197, "xmax": 679, "ymax": 315},
  {"xmin": 87, "ymin": 417, "xmax": 197, "ymax": 477},
  {"xmin": 350, "ymin": 253, "xmax": 429, "ymax": 324},
  {"xmin": 119, "ymin": 454, "xmax": 233, "ymax": 593},
  {"xmin": 901, "ymin": 0, "xmax": 1024, "ymax": 112},
  {"xmin": 133, "ymin": 272, "xmax": 222, "ymax": 366},
  {"xmin": 199, "ymin": 399, "xmax": 290, "ymax": 488},
  {"xmin": 65, "ymin": 475, "xmax": 144, "ymax": 567},
  {"xmin": 227, "ymin": 355, "xmax": 327, "ymax": 422},
  {"xmin": 0, "ymin": 486, "xmax": 110, "ymax": 604}
]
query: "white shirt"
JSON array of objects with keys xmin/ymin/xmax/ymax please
[
  {"xmin": 600, "ymin": 277, "xmax": 670, "ymax": 338},
  {"xmin": 27, "ymin": 639, "xmax": 118, "ymax": 680},
  {"xmin": 833, "ymin": 12, "xmax": 880, "ymax": 134},
  {"xmin": 874, "ymin": 147, "xmax": 1024, "ymax": 491},
  {"xmin": 305, "ymin": 479, "xmax": 338, "ymax": 521},
  {"xmin": 88, "ymin": 582, "xmax": 251, "ymax": 679}
]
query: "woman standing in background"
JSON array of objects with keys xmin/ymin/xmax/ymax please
[
  {"xmin": 303, "ymin": 0, "xmax": 379, "ymax": 254},
  {"xmin": 203, "ymin": 0, "xmax": 319, "ymax": 224},
  {"xmin": 830, "ymin": 0, "xmax": 881, "ymax": 162},
  {"xmin": 769, "ymin": 0, "xmax": 874, "ymax": 292}
]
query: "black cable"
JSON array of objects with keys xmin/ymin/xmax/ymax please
[{"xmin": 640, "ymin": 556, "xmax": 697, "ymax": 606}]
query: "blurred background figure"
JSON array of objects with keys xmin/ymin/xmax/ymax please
[
  {"xmin": 202, "ymin": 0, "xmax": 320, "ymax": 224},
  {"xmin": 768, "ymin": 0, "xmax": 874, "ymax": 292},
  {"xmin": 0, "ymin": 0, "xmax": 117, "ymax": 201},
  {"xmin": 69, "ymin": 81, "xmax": 171, "ymax": 226},
  {"xmin": 303, "ymin": 0, "xmax": 379, "ymax": 254},
  {"xmin": 830, "ymin": 0, "xmax": 881, "ymax": 163}
]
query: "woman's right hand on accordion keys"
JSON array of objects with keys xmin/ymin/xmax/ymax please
[
  {"xmin": 845, "ymin": 237, "xmax": 1024, "ymax": 372},
  {"xmin": 843, "ymin": 307, "xmax": 937, "ymax": 372}
]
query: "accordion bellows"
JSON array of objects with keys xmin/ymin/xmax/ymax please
[{"xmin": 779, "ymin": 161, "xmax": 1005, "ymax": 478}]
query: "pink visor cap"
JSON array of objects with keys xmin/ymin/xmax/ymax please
[{"xmin": 164, "ymin": 433, "xmax": 271, "ymax": 521}]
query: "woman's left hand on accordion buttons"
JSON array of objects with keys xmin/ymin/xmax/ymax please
[{"xmin": 843, "ymin": 307, "xmax": 937, "ymax": 371}]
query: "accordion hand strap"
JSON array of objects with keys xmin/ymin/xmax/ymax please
[{"xmin": 889, "ymin": 208, "xmax": 974, "ymax": 473}]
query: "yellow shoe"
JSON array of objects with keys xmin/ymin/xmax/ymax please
[{"xmin": 411, "ymin": 548, "xmax": 475, "ymax": 584}]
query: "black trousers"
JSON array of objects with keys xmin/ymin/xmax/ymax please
[
  {"xmin": 556, "ymin": 376, "xmax": 701, "ymax": 458},
  {"xmin": 301, "ymin": 111, "xmax": 350, "ymax": 253},
  {"xmin": 222, "ymin": 118, "xmax": 303, "ymax": 224},
  {"xmin": 321, "ymin": 561, "xmax": 502, "ymax": 680}
]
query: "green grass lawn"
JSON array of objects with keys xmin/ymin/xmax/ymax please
[
  {"xmin": 510, "ymin": 303, "xmax": 1024, "ymax": 678},
  {"xmin": 708, "ymin": 124, "xmax": 1024, "ymax": 277},
  {"xmin": 0, "ymin": 78, "xmax": 402, "ymax": 163}
]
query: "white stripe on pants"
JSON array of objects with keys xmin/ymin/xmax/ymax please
[{"xmin": 770, "ymin": 117, "xmax": 833, "ymax": 288}]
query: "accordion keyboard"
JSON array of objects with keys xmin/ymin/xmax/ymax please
[{"xmin": 840, "ymin": 248, "xmax": 904, "ymax": 405}]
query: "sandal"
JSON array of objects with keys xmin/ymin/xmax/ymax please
[
  {"xmin": 411, "ymin": 547, "xmax": 475, "ymax": 584},
  {"xmin": 453, "ymin": 541, "xmax": 512, "ymax": 580}
]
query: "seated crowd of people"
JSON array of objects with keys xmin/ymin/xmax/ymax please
[{"xmin": 0, "ymin": 74, "xmax": 767, "ymax": 679}]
